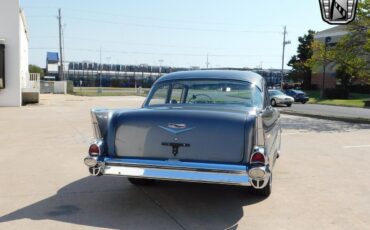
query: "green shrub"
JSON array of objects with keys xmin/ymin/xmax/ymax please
[{"xmin": 324, "ymin": 88, "xmax": 349, "ymax": 99}]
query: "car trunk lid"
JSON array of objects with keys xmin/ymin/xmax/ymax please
[{"xmin": 114, "ymin": 107, "xmax": 250, "ymax": 164}]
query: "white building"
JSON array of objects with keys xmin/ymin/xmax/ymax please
[{"xmin": 0, "ymin": 0, "xmax": 38, "ymax": 107}]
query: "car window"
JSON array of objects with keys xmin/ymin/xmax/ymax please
[
  {"xmin": 170, "ymin": 84, "xmax": 185, "ymax": 104},
  {"xmin": 147, "ymin": 79, "xmax": 263, "ymax": 108},
  {"xmin": 269, "ymin": 90, "xmax": 285, "ymax": 96},
  {"xmin": 148, "ymin": 84, "xmax": 169, "ymax": 105}
]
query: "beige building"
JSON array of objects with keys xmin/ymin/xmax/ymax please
[{"xmin": 311, "ymin": 26, "xmax": 347, "ymax": 89}]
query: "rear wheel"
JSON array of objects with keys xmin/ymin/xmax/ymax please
[
  {"xmin": 286, "ymin": 103, "xmax": 292, "ymax": 107},
  {"xmin": 302, "ymin": 101, "xmax": 307, "ymax": 104},
  {"xmin": 271, "ymin": 99, "xmax": 277, "ymax": 107},
  {"xmin": 128, "ymin": 177, "xmax": 156, "ymax": 185}
]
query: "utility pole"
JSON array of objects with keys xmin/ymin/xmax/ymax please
[
  {"xmin": 58, "ymin": 8, "xmax": 64, "ymax": 81},
  {"xmin": 281, "ymin": 26, "xmax": 291, "ymax": 89},
  {"xmin": 321, "ymin": 36, "xmax": 332, "ymax": 98}
]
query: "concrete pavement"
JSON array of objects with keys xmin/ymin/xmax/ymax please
[
  {"xmin": 279, "ymin": 103, "xmax": 370, "ymax": 123},
  {"xmin": 0, "ymin": 94, "xmax": 369, "ymax": 229}
]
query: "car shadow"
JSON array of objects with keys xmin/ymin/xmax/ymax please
[
  {"xmin": 0, "ymin": 176, "xmax": 265, "ymax": 229},
  {"xmin": 281, "ymin": 115, "xmax": 370, "ymax": 133}
]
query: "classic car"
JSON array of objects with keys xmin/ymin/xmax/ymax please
[
  {"xmin": 268, "ymin": 89, "xmax": 294, "ymax": 107},
  {"xmin": 84, "ymin": 70, "xmax": 281, "ymax": 197},
  {"xmin": 285, "ymin": 89, "xmax": 309, "ymax": 104}
]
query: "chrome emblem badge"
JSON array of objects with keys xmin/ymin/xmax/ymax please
[
  {"xmin": 168, "ymin": 123, "xmax": 186, "ymax": 129},
  {"xmin": 159, "ymin": 123, "xmax": 195, "ymax": 135},
  {"xmin": 319, "ymin": 0, "xmax": 358, "ymax": 25}
]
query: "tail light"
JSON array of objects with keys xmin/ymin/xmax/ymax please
[
  {"xmin": 89, "ymin": 143, "xmax": 101, "ymax": 156},
  {"xmin": 250, "ymin": 151, "xmax": 266, "ymax": 165}
]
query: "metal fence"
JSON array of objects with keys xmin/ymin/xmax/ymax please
[{"xmin": 40, "ymin": 81, "xmax": 54, "ymax": 93}]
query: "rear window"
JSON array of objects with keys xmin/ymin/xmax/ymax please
[{"xmin": 147, "ymin": 79, "xmax": 263, "ymax": 108}]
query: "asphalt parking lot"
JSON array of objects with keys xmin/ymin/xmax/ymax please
[{"xmin": 0, "ymin": 95, "xmax": 369, "ymax": 230}]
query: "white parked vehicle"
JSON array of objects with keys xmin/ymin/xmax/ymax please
[{"xmin": 268, "ymin": 90, "xmax": 294, "ymax": 107}]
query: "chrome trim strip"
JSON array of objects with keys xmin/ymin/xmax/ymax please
[
  {"xmin": 98, "ymin": 157, "xmax": 250, "ymax": 186},
  {"xmin": 103, "ymin": 158, "xmax": 248, "ymax": 174},
  {"xmin": 103, "ymin": 165, "xmax": 250, "ymax": 186},
  {"xmin": 255, "ymin": 115, "xmax": 265, "ymax": 146},
  {"xmin": 90, "ymin": 109, "xmax": 102, "ymax": 139},
  {"xmin": 158, "ymin": 125, "xmax": 196, "ymax": 135}
]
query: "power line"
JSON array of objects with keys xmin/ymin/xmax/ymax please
[
  {"xmin": 63, "ymin": 16, "xmax": 282, "ymax": 34},
  {"xmin": 29, "ymin": 47, "xmax": 281, "ymax": 58},
  {"xmin": 29, "ymin": 35, "xmax": 281, "ymax": 51},
  {"xmin": 22, "ymin": 6, "xmax": 298, "ymax": 29},
  {"xmin": 25, "ymin": 13, "xmax": 284, "ymax": 33}
]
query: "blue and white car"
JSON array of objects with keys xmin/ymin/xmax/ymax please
[{"xmin": 84, "ymin": 70, "xmax": 281, "ymax": 197}]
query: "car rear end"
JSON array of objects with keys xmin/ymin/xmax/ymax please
[
  {"xmin": 84, "ymin": 108, "xmax": 271, "ymax": 191},
  {"xmin": 294, "ymin": 92, "xmax": 309, "ymax": 103},
  {"xmin": 83, "ymin": 71, "xmax": 277, "ymax": 197},
  {"xmin": 289, "ymin": 90, "xmax": 309, "ymax": 103}
]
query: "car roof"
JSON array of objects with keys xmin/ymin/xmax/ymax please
[
  {"xmin": 289, "ymin": 89, "xmax": 304, "ymax": 93},
  {"xmin": 155, "ymin": 70, "xmax": 264, "ymax": 90}
]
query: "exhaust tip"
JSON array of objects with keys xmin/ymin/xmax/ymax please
[{"xmin": 89, "ymin": 166, "xmax": 103, "ymax": 176}]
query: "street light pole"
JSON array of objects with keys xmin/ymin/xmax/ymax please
[
  {"xmin": 321, "ymin": 36, "xmax": 332, "ymax": 98},
  {"xmin": 206, "ymin": 53, "xmax": 210, "ymax": 69},
  {"xmin": 281, "ymin": 26, "xmax": 291, "ymax": 89},
  {"xmin": 158, "ymin": 59, "xmax": 164, "ymax": 77},
  {"xmin": 98, "ymin": 47, "xmax": 102, "ymax": 93}
]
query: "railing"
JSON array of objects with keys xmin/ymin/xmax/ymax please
[{"xmin": 26, "ymin": 73, "xmax": 40, "ymax": 90}]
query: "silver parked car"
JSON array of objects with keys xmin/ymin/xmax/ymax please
[
  {"xmin": 268, "ymin": 89, "xmax": 294, "ymax": 107},
  {"xmin": 84, "ymin": 70, "xmax": 281, "ymax": 197}
]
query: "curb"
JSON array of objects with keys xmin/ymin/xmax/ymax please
[
  {"xmin": 280, "ymin": 110, "xmax": 370, "ymax": 124},
  {"xmin": 307, "ymin": 102, "xmax": 370, "ymax": 109}
]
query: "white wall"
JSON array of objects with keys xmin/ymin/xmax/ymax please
[
  {"xmin": 0, "ymin": 0, "xmax": 22, "ymax": 107},
  {"xmin": 20, "ymin": 10, "xmax": 29, "ymax": 89},
  {"xmin": 47, "ymin": 63, "xmax": 59, "ymax": 72},
  {"xmin": 54, "ymin": 81, "xmax": 67, "ymax": 94}
]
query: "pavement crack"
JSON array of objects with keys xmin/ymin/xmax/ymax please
[{"xmin": 138, "ymin": 186, "xmax": 187, "ymax": 230}]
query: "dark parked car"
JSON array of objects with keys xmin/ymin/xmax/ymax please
[
  {"xmin": 285, "ymin": 89, "xmax": 309, "ymax": 104},
  {"xmin": 84, "ymin": 70, "xmax": 281, "ymax": 197}
]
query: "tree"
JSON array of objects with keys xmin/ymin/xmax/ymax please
[
  {"xmin": 336, "ymin": 65, "xmax": 352, "ymax": 88},
  {"xmin": 335, "ymin": 0, "xmax": 370, "ymax": 82},
  {"xmin": 29, "ymin": 64, "xmax": 44, "ymax": 78},
  {"xmin": 308, "ymin": 0, "xmax": 370, "ymax": 85},
  {"xmin": 287, "ymin": 30, "xmax": 315, "ymax": 89}
]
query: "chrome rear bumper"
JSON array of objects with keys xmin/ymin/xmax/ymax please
[{"xmin": 85, "ymin": 157, "xmax": 253, "ymax": 186}]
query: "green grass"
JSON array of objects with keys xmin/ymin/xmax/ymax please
[{"xmin": 306, "ymin": 90, "xmax": 370, "ymax": 108}]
